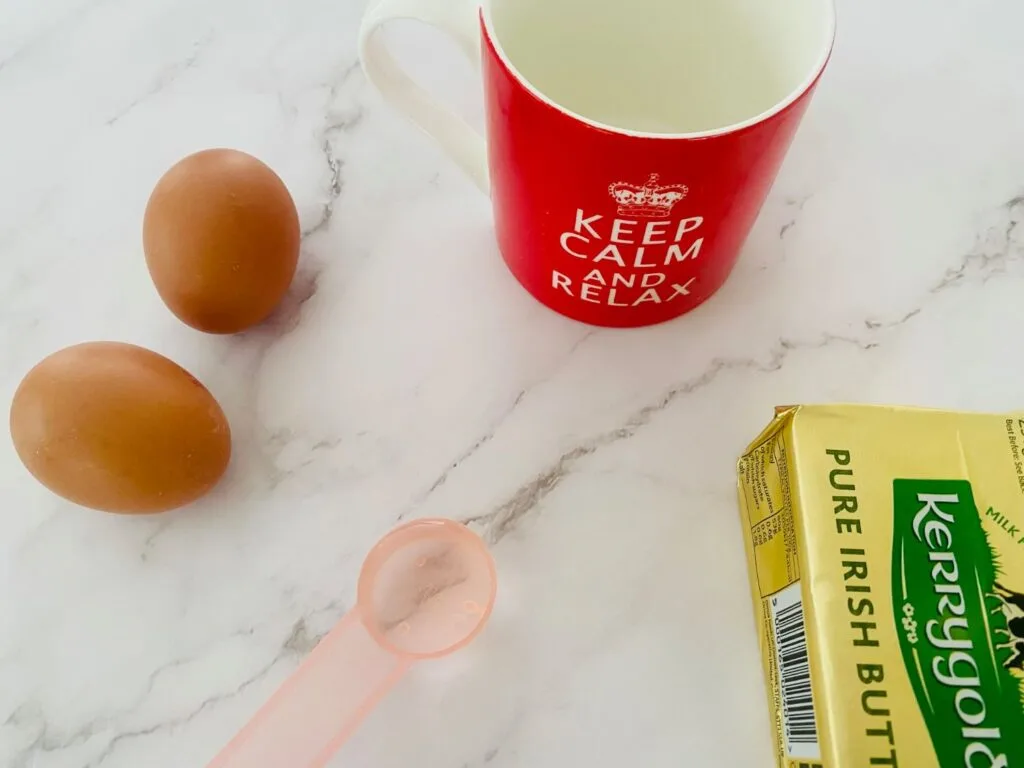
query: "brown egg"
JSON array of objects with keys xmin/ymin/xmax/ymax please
[
  {"xmin": 143, "ymin": 148, "xmax": 301, "ymax": 334},
  {"xmin": 10, "ymin": 342, "xmax": 232, "ymax": 514}
]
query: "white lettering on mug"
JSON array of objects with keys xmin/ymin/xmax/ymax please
[
  {"xmin": 574, "ymin": 210, "xmax": 603, "ymax": 239},
  {"xmin": 633, "ymin": 247, "xmax": 657, "ymax": 269},
  {"xmin": 580, "ymin": 283, "xmax": 602, "ymax": 304},
  {"xmin": 612, "ymin": 273, "xmax": 635, "ymax": 288},
  {"xmin": 552, "ymin": 270, "xmax": 573, "ymax": 295},
  {"xmin": 550, "ymin": 271, "xmax": 697, "ymax": 307},
  {"xmin": 560, "ymin": 232, "xmax": 589, "ymax": 258},
  {"xmin": 642, "ymin": 273, "xmax": 666, "ymax": 288},
  {"xmin": 665, "ymin": 239, "xmax": 704, "ymax": 264},
  {"xmin": 607, "ymin": 289, "xmax": 630, "ymax": 307},
  {"xmin": 634, "ymin": 289, "xmax": 662, "ymax": 305},
  {"xmin": 610, "ymin": 219, "xmax": 638, "ymax": 244},
  {"xmin": 674, "ymin": 217, "xmax": 703, "ymax": 241},
  {"xmin": 555, "ymin": 175, "xmax": 706, "ymax": 309},
  {"xmin": 594, "ymin": 244, "xmax": 626, "ymax": 267},
  {"xmin": 643, "ymin": 221, "xmax": 670, "ymax": 245},
  {"xmin": 669, "ymin": 279, "xmax": 696, "ymax": 299}
]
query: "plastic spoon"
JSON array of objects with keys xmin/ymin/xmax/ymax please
[{"xmin": 206, "ymin": 518, "xmax": 497, "ymax": 768}]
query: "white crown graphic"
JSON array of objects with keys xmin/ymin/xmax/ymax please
[{"xmin": 608, "ymin": 174, "xmax": 688, "ymax": 218}]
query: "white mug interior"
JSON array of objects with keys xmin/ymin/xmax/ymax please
[{"xmin": 483, "ymin": 0, "xmax": 836, "ymax": 136}]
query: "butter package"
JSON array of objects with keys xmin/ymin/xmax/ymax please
[{"xmin": 737, "ymin": 405, "xmax": 1024, "ymax": 768}]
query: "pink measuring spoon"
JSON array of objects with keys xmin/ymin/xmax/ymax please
[{"xmin": 206, "ymin": 518, "xmax": 497, "ymax": 768}]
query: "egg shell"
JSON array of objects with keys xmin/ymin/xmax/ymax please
[
  {"xmin": 143, "ymin": 148, "xmax": 301, "ymax": 334},
  {"xmin": 10, "ymin": 342, "xmax": 232, "ymax": 514}
]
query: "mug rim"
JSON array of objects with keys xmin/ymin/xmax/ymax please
[{"xmin": 480, "ymin": 0, "xmax": 837, "ymax": 141}]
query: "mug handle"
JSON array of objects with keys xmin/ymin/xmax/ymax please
[{"xmin": 358, "ymin": 0, "xmax": 490, "ymax": 194}]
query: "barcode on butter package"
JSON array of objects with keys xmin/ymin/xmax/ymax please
[{"xmin": 770, "ymin": 583, "xmax": 820, "ymax": 761}]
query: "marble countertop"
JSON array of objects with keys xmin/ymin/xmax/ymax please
[{"xmin": 3, "ymin": 1, "xmax": 1024, "ymax": 766}]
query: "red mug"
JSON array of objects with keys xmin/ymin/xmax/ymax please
[{"xmin": 360, "ymin": 0, "xmax": 836, "ymax": 327}]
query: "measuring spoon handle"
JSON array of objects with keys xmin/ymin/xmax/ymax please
[{"xmin": 206, "ymin": 610, "xmax": 409, "ymax": 768}]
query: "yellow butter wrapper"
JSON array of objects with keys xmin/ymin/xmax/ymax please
[{"xmin": 737, "ymin": 405, "xmax": 1024, "ymax": 768}]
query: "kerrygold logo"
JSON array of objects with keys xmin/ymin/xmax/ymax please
[{"xmin": 892, "ymin": 480, "xmax": 1024, "ymax": 768}]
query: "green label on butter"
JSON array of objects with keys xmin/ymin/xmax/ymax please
[{"xmin": 893, "ymin": 479, "xmax": 1024, "ymax": 768}]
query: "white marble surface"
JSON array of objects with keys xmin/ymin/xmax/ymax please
[{"xmin": 2, "ymin": 0, "xmax": 1024, "ymax": 766}]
